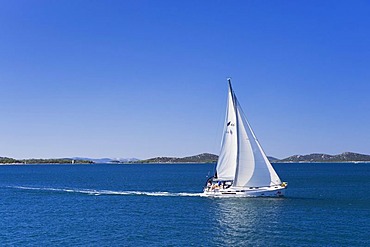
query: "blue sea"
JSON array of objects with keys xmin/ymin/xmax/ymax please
[{"xmin": 0, "ymin": 163, "xmax": 369, "ymax": 246}]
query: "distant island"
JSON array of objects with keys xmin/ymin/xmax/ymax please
[
  {"xmin": 132, "ymin": 153, "xmax": 219, "ymax": 164},
  {"xmin": 1, "ymin": 152, "xmax": 370, "ymax": 164},
  {"xmin": 276, "ymin": 152, "xmax": 370, "ymax": 163},
  {"xmin": 0, "ymin": 157, "xmax": 93, "ymax": 164},
  {"xmin": 131, "ymin": 152, "xmax": 370, "ymax": 164}
]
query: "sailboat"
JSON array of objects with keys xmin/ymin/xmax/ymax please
[{"xmin": 203, "ymin": 79, "xmax": 287, "ymax": 197}]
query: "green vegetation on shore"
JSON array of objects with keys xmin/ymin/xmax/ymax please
[
  {"xmin": 1, "ymin": 152, "xmax": 370, "ymax": 164},
  {"xmin": 133, "ymin": 153, "xmax": 218, "ymax": 164},
  {"xmin": 0, "ymin": 157, "xmax": 93, "ymax": 164},
  {"xmin": 133, "ymin": 152, "xmax": 370, "ymax": 164},
  {"xmin": 277, "ymin": 152, "xmax": 370, "ymax": 163}
]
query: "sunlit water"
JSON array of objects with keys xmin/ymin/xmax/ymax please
[{"xmin": 0, "ymin": 163, "xmax": 369, "ymax": 246}]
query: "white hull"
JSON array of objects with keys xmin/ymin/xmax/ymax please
[{"xmin": 202, "ymin": 185, "xmax": 286, "ymax": 198}]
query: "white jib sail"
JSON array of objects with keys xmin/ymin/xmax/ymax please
[{"xmin": 233, "ymin": 97, "xmax": 282, "ymax": 187}]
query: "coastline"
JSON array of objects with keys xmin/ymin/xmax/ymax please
[{"xmin": 1, "ymin": 161, "xmax": 369, "ymax": 166}]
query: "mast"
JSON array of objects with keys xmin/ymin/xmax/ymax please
[{"xmin": 227, "ymin": 77, "xmax": 233, "ymax": 95}]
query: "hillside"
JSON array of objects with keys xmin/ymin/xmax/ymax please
[
  {"xmin": 136, "ymin": 154, "xmax": 279, "ymax": 164},
  {"xmin": 278, "ymin": 152, "xmax": 370, "ymax": 163},
  {"xmin": 73, "ymin": 157, "xmax": 139, "ymax": 163},
  {"xmin": 0, "ymin": 157, "xmax": 93, "ymax": 164},
  {"xmin": 136, "ymin": 153, "xmax": 218, "ymax": 163},
  {"xmin": 135, "ymin": 152, "xmax": 370, "ymax": 164},
  {"xmin": 2, "ymin": 152, "xmax": 370, "ymax": 164}
]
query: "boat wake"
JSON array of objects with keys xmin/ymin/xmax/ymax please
[{"xmin": 7, "ymin": 186, "xmax": 203, "ymax": 197}]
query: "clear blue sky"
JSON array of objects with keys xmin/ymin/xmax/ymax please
[{"xmin": 0, "ymin": 0, "xmax": 369, "ymax": 159}]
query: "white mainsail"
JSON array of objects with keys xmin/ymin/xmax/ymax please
[
  {"xmin": 215, "ymin": 84, "xmax": 237, "ymax": 180},
  {"xmin": 215, "ymin": 80, "xmax": 282, "ymax": 187}
]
